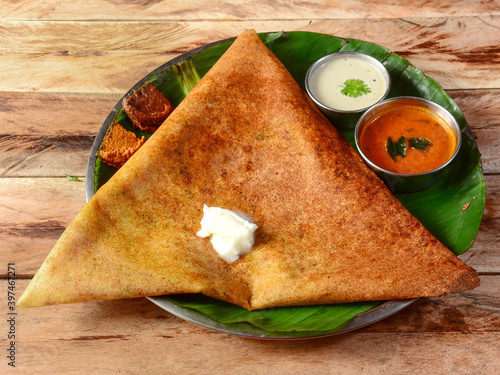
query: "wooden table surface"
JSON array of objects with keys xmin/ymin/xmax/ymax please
[{"xmin": 1, "ymin": 1, "xmax": 499, "ymax": 374}]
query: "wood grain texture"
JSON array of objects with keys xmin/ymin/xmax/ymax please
[
  {"xmin": 450, "ymin": 90, "xmax": 500, "ymax": 175},
  {"xmin": 1, "ymin": 0, "xmax": 499, "ymax": 20},
  {"xmin": 1, "ymin": 2, "xmax": 499, "ymax": 371},
  {"xmin": 460, "ymin": 174, "xmax": 500, "ymax": 274},
  {"xmin": 0, "ymin": 92, "xmax": 118, "ymax": 177},
  {"xmin": 1, "ymin": 89, "xmax": 498, "ymax": 177},
  {"xmin": 4, "ymin": 277, "xmax": 499, "ymax": 374},
  {"xmin": 0, "ymin": 175, "xmax": 497, "ymax": 276},
  {"xmin": 0, "ymin": 177, "xmax": 86, "ymax": 275},
  {"xmin": 0, "ymin": 16, "xmax": 498, "ymax": 94},
  {"xmin": 0, "ymin": 92, "xmax": 119, "ymax": 135}
]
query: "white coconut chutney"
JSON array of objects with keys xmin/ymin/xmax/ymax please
[{"xmin": 309, "ymin": 56, "xmax": 388, "ymax": 111}]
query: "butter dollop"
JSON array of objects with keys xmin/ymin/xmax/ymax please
[{"xmin": 196, "ymin": 204, "xmax": 258, "ymax": 263}]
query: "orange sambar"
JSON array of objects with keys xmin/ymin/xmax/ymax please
[{"xmin": 359, "ymin": 105, "xmax": 457, "ymax": 174}]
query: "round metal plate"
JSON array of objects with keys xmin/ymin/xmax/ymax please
[
  {"xmin": 146, "ymin": 296, "xmax": 416, "ymax": 339},
  {"xmin": 85, "ymin": 32, "xmax": 479, "ymax": 339}
]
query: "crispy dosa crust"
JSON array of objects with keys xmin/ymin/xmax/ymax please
[{"xmin": 18, "ymin": 30, "xmax": 479, "ymax": 310}]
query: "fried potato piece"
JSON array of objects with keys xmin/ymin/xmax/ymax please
[
  {"xmin": 122, "ymin": 83, "xmax": 174, "ymax": 133},
  {"xmin": 98, "ymin": 123, "xmax": 146, "ymax": 169}
]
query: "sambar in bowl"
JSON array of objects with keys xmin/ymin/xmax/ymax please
[{"xmin": 354, "ymin": 96, "xmax": 461, "ymax": 192}]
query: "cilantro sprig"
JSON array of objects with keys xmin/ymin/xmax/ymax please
[
  {"xmin": 65, "ymin": 174, "xmax": 83, "ymax": 182},
  {"xmin": 340, "ymin": 79, "xmax": 372, "ymax": 98}
]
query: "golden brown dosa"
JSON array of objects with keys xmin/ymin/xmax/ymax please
[{"xmin": 18, "ymin": 30, "xmax": 479, "ymax": 310}]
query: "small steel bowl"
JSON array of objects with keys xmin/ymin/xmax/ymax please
[
  {"xmin": 354, "ymin": 96, "xmax": 462, "ymax": 193},
  {"xmin": 305, "ymin": 51, "xmax": 391, "ymax": 129}
]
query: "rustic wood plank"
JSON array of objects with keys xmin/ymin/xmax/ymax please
[
  {"xmin": 1, "ymin": 1, "xmax": 497, "ymax": 372},
  {"xmin": 0, "ymin": 92, "xmax": 118, "ymax": 177},
  {"xmin": 0, "ymin": 175, "xmax": 498, "ymax": 276},
  {"xmin": 4, "ymin": 276, "xmax": 499, "ymax": 374},
  {"xmin": 1, "ymin": 92, "xmax": 119, "ymax": 135},
  {"xmin": 310, "ymin": 16, "xmax": 500, "ymax": 91},
  {"xmin": 0, "ymin": 16, "xmax": 498, "ymax": 94},
  {"xmin": 1, "ymin": 0, "xmax": 499, "ymax": 21},
  {"xmin": 0, "ymin": 177, "xmax": 86, "ymax": 276},
  {"xmin": 460, "ymin": 174, "xmax": 500, "ymax": 273},
  {"xmin": 0, "ymin": 138, "xmax": 93, "ymax": 178},
  {"xmin": 450, "ymin": 90, "xmax": 500, "ymax": 175},
  {"xmin": 361, "ymin": 275, "xmax": 500, "ymax": 333},
  {"xmin": 1, "ymin": 89, "xmax": 498, "ymax": 177},
  {"xmin": 8, "ymin": 332, "xmax": 498, "ymax": 374}
]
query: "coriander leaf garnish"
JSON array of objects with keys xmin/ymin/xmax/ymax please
[
  {"xmin": 65, "ymin": 174, "xmax": 83, "ymax": 182},
  {"xmin": 340, "ymin": 79, "xmax": 372, "ymax": 98},
  {"xmin": 386, "ymin": 136, "xmax": 407, "ymax": 160},
  {"xmin": 409, "ymin": 137, "xmax": 433, "ymax": 152}
]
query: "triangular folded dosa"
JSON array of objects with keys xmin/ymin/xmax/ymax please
[{"xmin": 18, "ymin": 30, "xmax": 479, "ymax": 310}]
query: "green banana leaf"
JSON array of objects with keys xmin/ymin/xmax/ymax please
[
  {"xmin": 92, "ymin": 31, "xmax": 484, "ymax": 335},
  {"xmin": 165, "ymin": 294, "xmax": 380, "ymax": 334}
]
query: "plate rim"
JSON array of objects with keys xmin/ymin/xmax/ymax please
[{"xmin": 146, "ymin": 295, "xmax": 416, "ymax": 339}]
